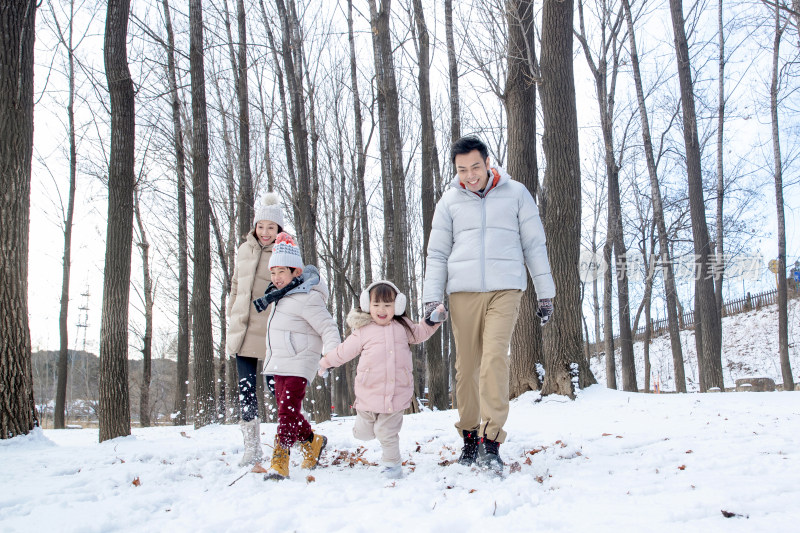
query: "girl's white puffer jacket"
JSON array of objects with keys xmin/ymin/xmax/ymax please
[
  {"xmin": 422, "ymin": 166, "xmax": 556, "ymax": 302},
  {"xmin": 262, "ymin": 266, "xmax": 341, "ymax": 383}
]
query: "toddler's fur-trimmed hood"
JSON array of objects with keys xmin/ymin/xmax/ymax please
[{"xmin": 346, "ymin": 308, "xmax": 373, "ymax": 331}]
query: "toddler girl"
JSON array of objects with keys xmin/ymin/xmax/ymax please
[{"xmin": 318, "ymin": 281, "xmax": 447, "ymax": 479}]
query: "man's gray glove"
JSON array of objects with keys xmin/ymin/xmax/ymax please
[
  {"xmin": 536, "ymin": 298, "xmax": 553, "ymax": 326},
  {"xmin": 424, "ymin": 301, "xmax": 447, "ymax": 326}
]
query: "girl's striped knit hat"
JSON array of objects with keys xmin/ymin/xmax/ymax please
[{"xmin": 268, "ymin": 232, "xmax": 304, "ymax": 272}]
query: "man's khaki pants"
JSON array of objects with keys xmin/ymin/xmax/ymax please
[{"xmin": 450, "ymin": 290, "xmax": 523, "ymax": 443}]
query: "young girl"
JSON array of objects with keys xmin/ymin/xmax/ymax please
[
  {"xmin": 318, "ymin": 281, "xmax": 447, "ymax": 479},
  {"xmin": 253, "ymin": 233, "xmax": 341, "ymax": 480},
  {"xmin": 227, "ymin": 193, "xmax": 283, "ymax": 466}
]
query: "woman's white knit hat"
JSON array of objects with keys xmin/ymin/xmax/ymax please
[
  {"xmin": 253, "ymin": 192, "xmax": 284, "ymax": 228},
  {"xmin": 268, "ymin": 232, "xmax": 304, "ymax": 272}
]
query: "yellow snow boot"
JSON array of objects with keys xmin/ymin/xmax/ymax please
[
  {"xmin": 299, "ymin": 433, "xmax": 327, "ymax": 469},
  {"xmin": 266, "ymin": 439, "xmax": 290, "ymax": 480}
]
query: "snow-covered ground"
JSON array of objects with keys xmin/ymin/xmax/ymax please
[
  {"xmin": 592, "ymin": 298, "xmax": 800, "ymax": 391},
  {"xmin": 2, "ymin": 385, "xmax": 799, "ymax": 532},
  {"xmin": 3, "ymin": 300, "xmax": 799, "ymax": 532}
]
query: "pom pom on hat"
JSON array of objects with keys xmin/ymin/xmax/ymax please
[
  {"xmin": 253, "ymin": 192, "xmax": 285, "ymax": 228},
  {"xmin": 269, "ymin": 232, "xmax": 304, "ymax": 272}
]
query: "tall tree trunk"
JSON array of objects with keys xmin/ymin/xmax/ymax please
[
  {"xmin": 444, "ymin": 0, "xmax": 461, "ymax": 144},
  {"xmin": 210, "ymin": 208, "xmax": 231, "ymax": 423},
  {"xmin": 602, "ymin": 240, "xmax": 616, "ymax": 389},
  {"xmin": 576, "ymin": 0, "xmax": 635, "ymax": 391},
  {"xmin": 412, "ymin": 0, "xmax": 447, "ymax": 410},
  {"xmin": 235, "ymin": 0, "xmax": 253, "ymax": 242},
  {"xmin": 55, "ymin": 0, "xmax": 78, "ymax": 430},
  {"xmin": 189, "ymin": 0, "xmax": 216, "ymax": 427},
  {"xmin": 160, "ymin": 0, "xmax": 190, "ymax": 424},
  {"xmin": 99, "ymin": 0, "xmax": 134, "ymax": 442},
  {"xmin": 274, "ymin": 0, "xmax": 317, "ymax": 264},
  {"xmin": 260, "ymin": 4, "xmax": 298, "ymax": 227},
  {"xmin": 367, "ymin": 0, "xmax": 409, "ymax": 293},
  {"xmin": 0, "ymin": 0, "xmax": 38, "ymax": 439},
  {"xmin": 507, "ymin": 0, "xmax": 547, "ymax": 397},
  {"xmin": 347, "ymin": 0, "xmax": 372, "ymax": 285},
  {"xmin": 769, "ymin": 7, "xmax": 794, "ymax": 392},
  {"xmin": 668, "ymin": 0, "xmax": 723, "ymax": 391},
  {"xmin": 621, "ymin": 0, "xmax": 685, "ymax": 392},
  {"xmin": 443, "ymin": 0, "xmax": 460, "ymax": 395},
  {"xmin": 714, "ymin": 0, "xmax": 725, "ymax": 319},
  {"xmin": 539, "ymin": 0, "xmax": 582, "ymax": 399},
  {"xmin": 134, "ymin": 189, "xmax": 153, "ymax": 427}
]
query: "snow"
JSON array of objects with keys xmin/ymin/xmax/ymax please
[
  {"xmin": 592, "ymin": 298, "xmax": 800, "ymax": 392},
  {"xmin": 1, "ymin": 385, "xmax": 798, "ymax": 531},
  {"xmin": 3, "ymin": 301, "xmax": 799, "ymax": 532}
]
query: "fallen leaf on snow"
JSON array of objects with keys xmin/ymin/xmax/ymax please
[
  {"xmin": 251, "ymin": 463, "xmax": 268, "ymax": 474},
  {"xmin": 306, "ymin": 475, "xmax": 316, "ymax": 483},
  {"xmin": 132, "ymin": 477, "xmax": 141, "ymax": 487}
]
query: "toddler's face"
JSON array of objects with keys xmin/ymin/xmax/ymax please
[
  {"xmin": 369, "ymin": 295, "xmax": 395, "ymax": 326},
  {"xmin": 255, "ymin": 220, "xmax": 279, "ymax": 246},
  {"xmin": 271, "ymin": 266, "xmax": 300, "ymax": 289}
]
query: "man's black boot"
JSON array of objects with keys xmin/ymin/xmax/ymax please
[
  {"xmin": 457, "ymin": 430, "xmax": 479, "ymax": 466},
  {"xmin": 476, "ymin": 437, "xmax": 504, "ymax": 474}
]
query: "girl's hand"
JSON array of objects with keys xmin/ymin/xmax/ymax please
[
  {"xmin": 429, "ymin": 303, "xmax": 448, "ymax": 323},
  {"xmin": 318, "ymin": 366, "xmax": 329, "ymax": 378}
]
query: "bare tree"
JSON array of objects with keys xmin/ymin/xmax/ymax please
[
  {"xmin": 576, "ymin": 0, "xmax": 636, "ymax": 391},
  {"xmin": 766, "ymin": 0, "xmax": 795, "ymax": 392},
  {"xmin": 621, "ymin": 0, "xmax": 685, "ymax": 392},
  {"xmin": 444, "ymin": 0, "xmax": 461, "ymax": 145},
  {"xmin": 367, "ymin": 0, "xmax": 410, "ymax": 293},
  {"xmin": 158, "ymin": 0, "xmax": 191, "ymax": 426},
  {"xmin": 346, "ymin": 0, "xmax": 372, "ymax": 287},
  {"xmin": 274, "ymin": 0, "xmax": 318, "ymax": 265},
  {"xmin": 235, "ymin": 0, "xmax": 254, "ymax": 241},
  {"xmin": 0, "ymin": 0, "xmax": 38, "ymax": 439},
  {"xmin": 48, "ymin": 0, "xmax": 81, "ymax": 430},
  {"xmin": 412, "ymin": 0, "xmax": 447, "ymax": 409},
  {"xmin": 668, "ymin": 0, "xmax": 723, "ymax": 391},
  {"xmin": 505, "ymin": 0, "xmax": 549, "ymax": 397},
  {"xmin": 190, "ymin": 0, "xmax": 216, "ymax": 427},
  {"xmin": 134, "ymin": 187, "xmax": 154, "ymax": 427},
  {"xmin": 714, "ymin": 0, "xmax": 726, "ymax": 318},
  {"xmin": 99, "ymin": 0, "xmax": 134, "ymax": 442},
  {"xmin": 539, "ymin": 0, "xmax": 583, "ymax": 398}
]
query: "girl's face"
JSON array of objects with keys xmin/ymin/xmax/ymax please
[
  {"xmin": 270, "ymin": 266, "xmax": 300, "ymax": 289},
  {"xmin": 370, "ymin": 293, "xmax": 395, "ymax": 326},
  {"xmin": 255, "ymin": 220, "xmax": 279, "ymax": 246}
]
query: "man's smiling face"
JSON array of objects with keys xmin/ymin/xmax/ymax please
[{"xmin": 455, "ymin": 149, "xmax": 491, "ymax": 192}]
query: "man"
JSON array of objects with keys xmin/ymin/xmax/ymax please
[{"xmin": 422, "ymin": 136, "xmax": 555, "ymax": 474}]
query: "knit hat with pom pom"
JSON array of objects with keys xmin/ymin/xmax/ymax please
[
  {"xmin": 253, "ymin": 192, "xmax": 284, "ymax": 228},
  {"xmin": 268, "ymin": 232, "xmax": 304, "ymax": 272}
]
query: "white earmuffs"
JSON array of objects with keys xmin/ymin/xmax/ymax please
[{"xmin": 360, "ymin": 280, "xmax": 407, "ymax": 316}]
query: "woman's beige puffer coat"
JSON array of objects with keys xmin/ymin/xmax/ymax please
[{"xmin": 227, "ymin": 233, "xmax": 273, "ymax": 358}]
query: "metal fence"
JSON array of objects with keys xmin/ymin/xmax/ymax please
[{"xmin": 590, "ymin": 287, "xmax": 796, "ymax": 350}]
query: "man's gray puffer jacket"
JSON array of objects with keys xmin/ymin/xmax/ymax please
[{"xmin": 422, "ymin": 166, "xmax": 556, "ymax": 302}]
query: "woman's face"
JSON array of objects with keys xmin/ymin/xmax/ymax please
[
  {"xmin": 369, "ymin": 293, "xmax": 395, "ymax": 326},
  {"xmin": 255, "ymin": 220, "xmax": 279, "ymax": 246}
]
